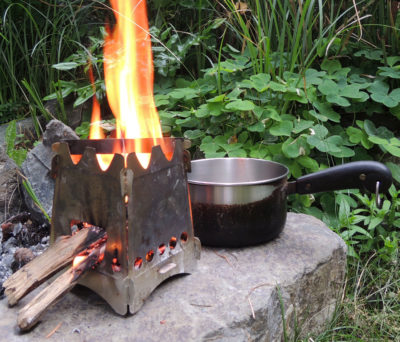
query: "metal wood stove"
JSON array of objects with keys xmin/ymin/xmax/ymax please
[{"xmin": 50, "ymin": 138, "xmax": 200, "ymax": 315}]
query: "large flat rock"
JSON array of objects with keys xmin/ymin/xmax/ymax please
[{"xmin": 0, "ymin": 213, "xmax": 347, "ymax": 341}]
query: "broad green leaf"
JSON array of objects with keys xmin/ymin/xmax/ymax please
[
  {"xmin": 269, "ymin": 81, "xmax": 287, "ymax": 92},
  {"xmin": 305, "ymin": 69, "xmax": 326, "ymax": 86},
  {"xmin": 310, "ymin": 102, "xmax": 340, "ymax": 122},
  {"xmin": 326, "ymin": 94, "xmax": 351, "ymax": 107},
  {"xmin": 293, "ymin": 120, "xmax": 314, "ymax": 134},
  {"xmin": 228, "ymin": 149, "xmax": 247, "ymax": 157},
  {"xmin": 175, "ymin": 117, "xmax": 198, "ymax": 127},
  {"xmin": 312, "ymin": 124, "xmax": 328, "ymax": 139},
  {"xmin": 195, "ymin": 104, "xmax": 209, "ymax": 118},
  {"xmin": 247, "ymin": 122, "xmax": 265, "ymax": 132},
  {"xmin": 250, "ymin": 73, "xmax": 271, "ymax": 92},
  {"xmin": 154, "ymin": 94, "xmax": 170, "ymax": 107},
  {"xmin": 282, "ymin": 137, "xmax": 308, "ymax": 158},
  {"xmin": 321, "ymin": 59, "xmax": 342, "ymax": 74},
  {"xmin": 387, "ymin": 56, "xmax": 400, "ymax": 67},
  {"xmin": 368, "ymin": 80, "xmax": 389, "ymax": 95},
  {"xmin": 318, "ymin": 78, "xmax": 339, "ymax": 96},
  {"xmin": 169, "ymin": 88, "xmax": 198, "ymax": 100},
  {"xmin": 354, "ymin": 49, "xmax": 383, "ymax": 61},
  {"xmin": 207, "ymin": 94, "xmax": 226, "ymax": 103},
  {"xmin": 297, "ymin": 156, "xmax": 319, "ymax": 171},
  {"xmin": 269, "ymin": 120, "xmax": 293, "ymax": 136},
  {"xmin": 227, "ymin": 88, "xmax": 243, "ymax": 100},
  {"xmin": 378, "ymin": 66, "xmax": 400, "ymax": 79},
  {"xmin": 208, "ymin": 102, "xmax": 224, "ymax": 116},
  {"xmin": 341, "ymin": 84, "xmax": 369, "ymax": 100},
  {"xmin": 184, "ymin": 129, "xmax": 204, "ymax": 140},
  {"xmin": 262, "ymin": 106, "xmax": 282, "ymax": 121},
  {"xmin": 225, "ymin": 99, "xmax": 255, "ymax": 111},
  {"xmin": 386, "ymin": 162, "xmax": 400, "ymax": 183}
]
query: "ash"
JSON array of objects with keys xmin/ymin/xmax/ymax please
[{"xmin": 0, "ymin": 212, "xmax": 49, "ymax": 299}]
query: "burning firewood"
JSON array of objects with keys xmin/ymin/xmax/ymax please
[
  {"xmin": 17, "ymin": 236, "xmax": 107, "ymax": 331},
  {"xmin": 4, "ymin": 225, "xmax": 106, "ymax": 306}
]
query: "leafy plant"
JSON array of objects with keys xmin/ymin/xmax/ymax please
[{"xmin": 5, "ymin": 120, "xmax": 27, "ymax": 167}]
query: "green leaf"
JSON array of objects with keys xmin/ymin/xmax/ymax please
[
  {"xmin": 208, "ymin": 102, "xmax": 224, "ymax": 116},
  {"xmin": 354, "ymin": 49, "xmax": 383, "ymax": 61},
  {"xmin": 305, "ymin": 69, "xmax": 326, "ymax": 86},
  {"xmin": 184, "ymin": 129, "xmax": 204, "ymax": 140},
  {"xmin": 270, "ymin": 120, "xmax": 293, "ymax": 136},
  {"xmin": 293, "ymin": 120, "xmax": 314, "ymax": 134},
  {"xmin": 269, "ymin": 81, "xmax": 287, "ymax": 92},
  {"xmin": 311, "ymin": 102, "xmax": 340, "ymax": 122},
  {"xmin": 282, "ymin": 137, "xmax": 308, "ymax": 158},
  {"xmin": 5, "ymin": 120, "xmax": 17, "ymax": 156},
  {"xmin": 321, "ymin": 59, "xmax": 342, "ymax": 74},
  {"xmin": 378, "ymin": 66, "xmax": 400, "ymax": 79},
  {"xmin": 169, "ymin": 88, "xmax": 198, "ymax": 100},
  {"xmin": 386, "ymin": 162, "xmax": 400, "ymax": 183},
  {"xmin": 312, "ymin": 124, "xmax": 329, "ymax": 139},
  {"xmin": 207, "ymin": 94, "xmax": 226, "ymax": 103},
  {"xmin": 318, "ymin": 78, "xmax": 339, "ymax": 96},
  {"xmin": 326, "ymin": 94, "xmax": 351, "ymax": 107},
  {"xmin": 225, "ymin": 100, "xmax": 255, "ymax": 111},
  {"xmin": 297, "ymin": 156, "xmax": 319, "ymax": 171},
  {"xmin": 262, "ymin": 106, "xmax": 282, "ymax": 121},
  {"xmin": 52, "ymin": 62, "xmax": 79, "ymax": 70},
  {"xmin": 195, "ymin": 104, "xmax": 209, "ymax": 118},
  {"xmin": 228, "ymin": 149, "xmax": 247, "ymax": 157},
  {"xmin": 249, "ymin": 73, "xmax": 271, "ymax": 92},
  {"xmin": 154, "ymin": 94, "xmax": 170, "ymax": 107},
  {"xmin": 247, "ymin": 122, "xmax": 265, "ymax": 132}
]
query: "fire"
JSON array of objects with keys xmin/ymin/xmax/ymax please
[
  {"xmin": 72, "ymin": 255, "xmax": 87, "ymax": 268},
  {"xmin": 89, "ymin": 0, "xmax": 163, "ymax": 169}
]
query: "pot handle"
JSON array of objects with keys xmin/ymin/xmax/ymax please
[{"xmin": 287, "ymin": 161, "xmax": 392, "ymax": 195}]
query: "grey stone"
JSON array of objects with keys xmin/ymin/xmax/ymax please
[
  {"xmin": 42, "ymin": 119, "xmax": 79, "ymax": 147},
  {"xmin": 0, "ymin": 213, "xmax": 346, "ymax": 341},
  {"xmin": 21, "ymin": 120, "xmax": 79, "ymax": 224}
]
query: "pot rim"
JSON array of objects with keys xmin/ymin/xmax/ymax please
[{"xmin": 187, "ymin": 158, "xmax": 289, "ymax": 186}]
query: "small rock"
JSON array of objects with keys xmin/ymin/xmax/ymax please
[
  {"xmin": 3, "ymin": 237, "xmax": 17, "ymax": 251},
  {"xmin": 12, "ymin": 222, "xmax": 23, "ymax": 237},
  {"xmin": 43, "ymin": 119, "xmax": 79, "ymax": 147},
  {"xmin": 21, "ymin": 120, "xmax": 79, "ymax": 224}
]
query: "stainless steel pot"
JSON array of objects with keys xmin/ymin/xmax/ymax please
[{"xmin": 187, "ymin": 158, "xmax": 392, "ymax": 247}]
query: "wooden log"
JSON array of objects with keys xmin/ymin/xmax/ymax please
[
  {"xmin": 17, "ymin": 241, "xmax": 106, "ymax": 331},
  {"xmin": 4, "ymin": 225, "xmax": 106, "ymax": 306}
]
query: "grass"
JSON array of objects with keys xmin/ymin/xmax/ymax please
[
  {"xmin": 303, "ymin": 253, "xmax": 400, "ymax": 341},
  {"xmin": 0, "ymin": 0, "xmax": 105, "ymax": 130}
]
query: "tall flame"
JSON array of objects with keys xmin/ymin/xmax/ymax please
[{"xmin": 89, "ymin": 0, "xmax": 162, "ymax": 169}]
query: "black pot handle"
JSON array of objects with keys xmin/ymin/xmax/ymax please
[{"xmin": 287, "ymin": 161, "xmax": 392, "ymax": 195}]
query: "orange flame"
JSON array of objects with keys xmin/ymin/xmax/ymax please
[{"xmin": 88, "ymin": 0, "xmax": 163, "ymax": 169}]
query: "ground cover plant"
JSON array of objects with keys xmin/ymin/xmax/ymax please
[{"xmin": 1, "ymin": 0, "xmax": 400, "ymax": 340}]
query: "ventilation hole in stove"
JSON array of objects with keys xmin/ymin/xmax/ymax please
[
  {"xmin": 134, "ymin": 257, "xmax": 143, "ymax": 269},
  {"xmin": 69, "ymin": 220, "xmax": 92, "ymax": 234},
  {"xmin": 158, "ymin": 244, "xmax": 166, "ymax": 255},
  {"xmin": 180, "ymin": 232, "xmax": 188, "ymax": 243},
  {"xmin": 146, "ymin": 250, "xmax": 154, "ymax": 262},
  {"xmin": 169, "ymin": 237, "xmax": 177, "ymax": 250}
]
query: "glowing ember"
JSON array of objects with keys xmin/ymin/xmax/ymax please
[
  {"xmin": 89, "ymin": 0, "xmax": 163, "ymax": 169},
  {"xmin": 72, "ymin": 255, "xmax": 87, "ymax": 268}
]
